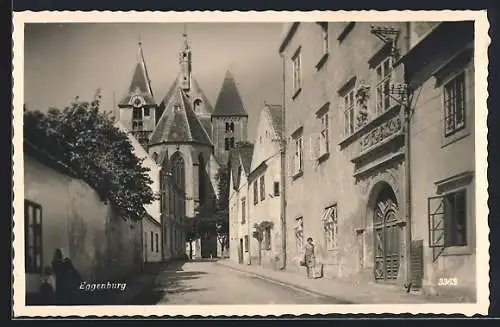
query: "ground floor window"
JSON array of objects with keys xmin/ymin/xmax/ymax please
[
  {"xmin": 429, "ymin": 188, "xmax": 467, "ymax": 248},
  {"xmin": 25, "ymin": 200, "xmax": 42, "ymax": 273}
]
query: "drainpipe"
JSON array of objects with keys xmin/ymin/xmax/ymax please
[
  {"xmin": 403, "ymin": 22, "xmax": 413, "ymax": 292},
  {"xmin": 279, "ymin": 52, "xmax": 287, "ymax": 270}
]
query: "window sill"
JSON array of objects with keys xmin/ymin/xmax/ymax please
[
  {"xmin": 291, "ymin": 170, "xmax": 303, "ymax": 180},
  {"xmin": 338, "ymin": 103, "xmax": 401, "ymax": 149},
  {"xmin": 441, "ymin": 244, "xmax": 474, "ymax": 257},
  {"xmin": 317, "ymin": 151, "xmax": 330, "ymax": 163},
  {"xmin": 441, "ymin": 128, "xmax": 470, "ymax": 148},
  {"xmin": 292, "ymin": 88, "xmax": 302, "ymax": 100},
  {"xmin": 315, "ymin": 53, "xmax": 329, "ymax": 71}
]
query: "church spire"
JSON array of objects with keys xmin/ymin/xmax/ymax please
[{"xmin": 179, "ymin": 25, "xmax": 192, "ymax": 91}]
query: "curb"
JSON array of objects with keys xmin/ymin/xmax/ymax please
[{"xmin": 214, "ymin": 261, "xmax": 355, "ymax": 304}]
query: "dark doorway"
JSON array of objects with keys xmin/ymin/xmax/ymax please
[{"xmin": 373, "ymin": 184, "xmax": 401, "ymax": 283}]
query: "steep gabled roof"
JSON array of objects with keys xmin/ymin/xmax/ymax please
[
  {"xmin": 264, "ymin": 104, "xmax": 283, "ymax": 139},
  {"xmin": 212, "ymin": 70, "xmax": 248, "ymax": 117},
  {"xmin": 159, "ymin": 74, "xmax": 214, "ymax": 115},
  {"xmin": 149, "ymin": 89, "xmax": 212, "ymax": 146},
  {"xmin": 228, "ymin": 142, "xmax": 254, "ymax": 191},
  {"xmin": 118, "ymin": 42, "xmax": 155, "ymax": 107},
  {"xmin": 238, "ymin": 143, "xmax": 254, "ymax": 175}
]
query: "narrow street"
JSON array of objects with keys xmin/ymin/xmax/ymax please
[{"xmin": 131, "ymin": 259, "xmax": 349, "ymax": 305}]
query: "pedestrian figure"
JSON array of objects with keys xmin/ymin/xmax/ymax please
[
  {"xmin": 39, "ymin": 266, "xmax": 56, "ymax": 305},
  {"xmin": 304, "ymin": 237, "xmax": 316, "ymax": 279},
  {"xmin": 51, "ymin": 248, "xmax": 83, "ymax": 305}
]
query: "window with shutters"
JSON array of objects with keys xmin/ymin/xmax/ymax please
[
  {"xmin": 375, "ymin": 56, "xmax": 393, "ymax": 115},
  {"xmin": 241, "ymin": 198, "xmax": 246, "ymax": 224},
  {"xmin": 319, "ymin": 112, "xmax": 329, "ymax": 157},
  {"xmin": 260, "ymin": 175, "xmax": 265, "ymax": 201},
  {"xmin": 342, "ymin": 88, "xmax": 355, "ymax": 137},
  {"xmin": 25, "ymin": 200, "xmax": 42, "ymax": 273},
  {"xmin": 428, "ymin": 189, "xmax": 467, "ymax": 256},
  {"xmin": 292, "ymin": 47, "xmax": 302, "ymax": 98},
  {"xmin": 291, "ymin": 130, "xmax": 303, "ymax": 177},
  {"xmin": 443, "ymin": 72, "xmax": 466, "ymax": 137},
  {"xmin": 322, "ymin": 204, "xmax": 338, "ymax": 251}
]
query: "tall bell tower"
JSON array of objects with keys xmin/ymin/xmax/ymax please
[{"xmin": 179, "ymin": 26, "xmax": 192, "ymax": 92}]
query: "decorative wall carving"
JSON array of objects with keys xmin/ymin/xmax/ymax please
[{"xmin": 359, "ymin": 115, "xmax": 402, "ymax": 152}]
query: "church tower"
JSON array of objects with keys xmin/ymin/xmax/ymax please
[
  {"xmin": 117, "ymin": 40, "xmax": 157, "ymax": 149},
  {"xmin": 179, "ymin": 29, "xmax": 192, "ymax": 92},
  {"xmin": 211, "ymin": 70, "xmax": 249, "ymax": 166}
]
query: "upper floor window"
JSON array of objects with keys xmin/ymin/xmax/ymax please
[
  {"xmin": 319, "ymin": 112, "xmax": 329, "ymax": 156},
  {"xmin": 241, "ymin": 198, "xmax": 246, "ymax": 224},
  {"xmin": 375, "ymin": 56, "xmax": 393, "ymax": 115},
  {"xmin": 443, "ymin": 72, "xmax": 466, "ymax": 137},
  {"xmin": 292, "ymin": 48, "xmax": 302, "ymax": 96},
  {"xmin": 25, "ymin": 200, "xmax": 42, "ymax": 273},
  {"xmin": 253, "ymin": 181, "xmax": 258, "ymax": 205},
  {"xmin": 292, "ymin": 132, "xmax": 304, "ymax": 177},
  {"xmin": 259, "ymin": 175, "xmax": 265, "ymax": 201},
  {"xmin": 225, "ymin": 122, "xmax": 235, "ymax": 133},
  {"xmin": 321, "ymin": 23, "xmax": 329, "ymax": 55},
  {"xmin": 133, "ymin": 107, "xmax": 142, "ymax": 120},
  {"xmin": 342, "ymin": 88, "xmax": 355, "ymax": 137},
  {"xmin": 193, "ymin": 98, "xmax": 202, "ymax": 112},
  {"xmin": 143, "ymin": 107, "xmax": 150, "ymax": 117},
  {"xmin": 273, "ymin": 181, "xmax": 280, "ymax": 197}
]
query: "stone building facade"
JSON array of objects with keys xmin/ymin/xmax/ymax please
[
  {"xmin": 228, "ymin": 143, "xmax": 254, "ymax": 265},
  {"xmin": 246, "ymin": 104, "xmax": 284, "ymax": 270},
  {"xmin": 278, "ymin": 21, "xmax": 476, "ymax": 300}
]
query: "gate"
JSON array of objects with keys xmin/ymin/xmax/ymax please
[{"xmin": 373, "ymin": 186, "xmax": 400, "ymax": 282}]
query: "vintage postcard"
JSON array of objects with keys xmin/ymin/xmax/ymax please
[{"xmin": 12, "ymin": 10, "xmax": 490, "ymax": 317}]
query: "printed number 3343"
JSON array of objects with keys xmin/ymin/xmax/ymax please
[{"xmin": 438, "ymin": 278, "xmax": 458, "ymax": 286}]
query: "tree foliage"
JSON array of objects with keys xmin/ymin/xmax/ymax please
[{"xmin": 24, "ymin": 94, "xmax": 155, "ymax": 222}]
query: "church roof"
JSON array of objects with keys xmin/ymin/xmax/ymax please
[
  {"xmin": 118, "ymin": 42, "xmax": 155, "ymax": 107},
  {"xmin": 149, "ymin": 89, "xmax": 212, "ymax": 146},
  {"xmin": 212, "ymin": 70, "xmax": 248, "ymax": 117},
  {"xmin": 264, "ymin": 104, "xmax": 283, "ymax": 138},
  {"xmin": 159, "ymin": 74, "xmax": 214, "ymax": 114}
]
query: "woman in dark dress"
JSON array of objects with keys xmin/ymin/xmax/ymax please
[
  {"xmin": 51, "ymin": 248, "xmax": 82, "ymax": 305},
  {"xmin": 304, "ymin": 237, "xmax": 316, "ymax": 279}
]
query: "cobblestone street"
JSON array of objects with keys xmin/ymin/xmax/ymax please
[{"xmin": 131, "ymin": 259, "xmax": 349, "ymax": 305}]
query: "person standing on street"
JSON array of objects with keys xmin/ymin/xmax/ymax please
[
  {"xmin": 51, "ymin": 248, "xmax": 83, "ymax": 305},
  {"xmin": 304, "ymin": 237, "xmax": 316, "ymax": 279}
]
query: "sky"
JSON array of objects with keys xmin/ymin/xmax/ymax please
[{"xmin": 24, "ymin": 23, "xmax": 285, "ymax": 141}]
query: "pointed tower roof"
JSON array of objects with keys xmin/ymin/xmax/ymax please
[
  {"xmin": 212, "ymin": 70, "xmax": 248, "ymax": 117},
  {"xmin": 159, "ymin": 75, "xmax": 214, "ymax": 114},
  {"xmin": 118, "ymin": 40, "xmax": 155, "ymax": 107},
  {"xmin": 149, "ymin": 89, "xmax": 212, "ymax": 146}
]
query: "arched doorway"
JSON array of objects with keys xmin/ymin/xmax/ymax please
[
  {"xmin": 373, "ymin": 183, "xmax": 400, "ymax": 282},
  {"xmin": 170, "ymin": 152, "xmax": 186, "ymax": 257}
]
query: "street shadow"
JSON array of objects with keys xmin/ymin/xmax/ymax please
[{"xmin": 132, "ymin": 260, "xmax": 210, "ymax": 305}]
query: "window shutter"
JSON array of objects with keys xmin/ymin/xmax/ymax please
[
  {"xmin": 310, "ymin": 134, "xmax": 320, "ymax": 159},
  {"xmin": 410, "ymin": 240, "xmax": 424, "ymax": 289}
]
